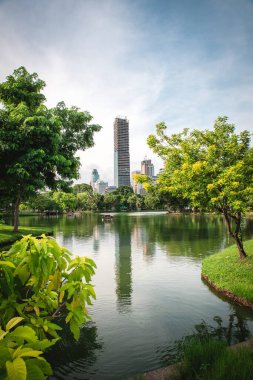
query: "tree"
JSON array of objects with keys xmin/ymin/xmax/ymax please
[
  {"xmin": 148, "ymin": 116, "xmax": 253, "ymax": 258},
  {"xmin": 27, "ymin": 192, "xmax": 60, "ymax": 212},
  {"xmin": 72, "ymin": 183, "xmax": 93, "ymax": 194},
  {"xmin": 52, "ymin": 192, "xmax": 77, "ymax": 212},
  {"xmin": 0, "ymin": 67, "xmax": 101, "ymax": 231}
]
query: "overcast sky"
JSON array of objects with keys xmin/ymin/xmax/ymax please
[{"xmin": 0, "ymin": 0, "xmax": 253, "ymax": 185}]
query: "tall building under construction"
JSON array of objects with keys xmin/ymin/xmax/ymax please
[{"xmin": 114, "ymin": 116, "xmax": 131, "ymax": 187}]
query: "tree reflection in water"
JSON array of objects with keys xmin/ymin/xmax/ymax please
[
  {"xmin": 157, "ymin": 311, "xmax": 252, "ymax": 366},
  {"xmin": 46, "ymin": 322, "xmax": 103, "ymax": 380}
]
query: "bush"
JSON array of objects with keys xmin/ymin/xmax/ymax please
[{"xmin": 0, "ymin": 235, "xmax": 96, "ymax": 379}]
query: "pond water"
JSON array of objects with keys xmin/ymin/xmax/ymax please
[{"xmin": 17, "ymin": 213, "xmax": 253, "ymax": 379}]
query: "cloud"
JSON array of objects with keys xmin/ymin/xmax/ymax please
[{"xmin": 0, "ymin": 0, "xmax": 252, "ymax": 184}]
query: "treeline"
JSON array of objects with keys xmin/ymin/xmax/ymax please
[{"xmin": 20, "ymin": 185, "xmax": 172, "ymax": 213}]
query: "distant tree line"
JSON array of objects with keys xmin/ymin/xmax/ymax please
[{"xmin": 19, "ymin": 185, "xmax": 176, "ymax": 213}]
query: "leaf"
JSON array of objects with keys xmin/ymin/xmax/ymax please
[
  {"xmin": 6, "ymin": 357, "xmax": 27, "ymax": 380},
  {"xmin": 29, "ymin": 338, "xmax": 59, "ymax": 350},
  {"xmin": 0, "ymin": 261, "xmax": 16, "ymax": 268},
  {"xmin": 70, "ymin": 319, "xmax": 80, "ymax": 341},
  {"xmin": 10, "ymin": 326, "xmax": 37, "ymax": 343},
  {"xmin": 26, "ymin": 357, "xmax": 52, "ymax": 377},
  {"xmin": 19, "ymin": 350, "xmax": 43, "ymax": 358},
  {"xmin": 0, "ymin": 329, "xmax": 8, "ymax": 340},
  {"xmin": 15, "ymin": 265, "xmax": 30, "ymax": 285},
  {"xmin": 25, "ymin": 360, "xmax": 45, "ymax": 380},
  {"xmin": 6, "ymin": 317, "xmax": 24, "ymax": 332}
]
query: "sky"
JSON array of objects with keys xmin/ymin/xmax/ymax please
[{"xmin": 0, "ymin": 0, "xmax": 253, "ymax": 185}]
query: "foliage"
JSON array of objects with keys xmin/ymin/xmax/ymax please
[
  {"xmin": 0, "ymin": 67, "xmax": 101, "ymax": 231},
  {"xmin": 0, "ymin": 317, "xmax": 54, "ymax": 380},
  {"xmin": 202, "ymin": 239, "xmax": 253, "ymax": 302},
  {"xmin": 72, "ymin": 183, "xmax": 93, "ymax": 194},
  {"xmin": 0, "ymin": 235, "xmax": 96, "ymax": 379},
  {"xmin": 26, "ymin": 193, "xmax": 59, "ymax": 213},
  {"xmin": 180, "ymin": 337, "xmax": 253, "ymax": 380},
  {"xmin": 24, "ymin": 185, "xmax": 170, "ymax": 213},
  {"xmin": 148, "ymin": 116, "xmax": 253, "ymax": 257},
  {"xmin": 52, "ymin": 192, "xmax": 77, "ymax": 212}
]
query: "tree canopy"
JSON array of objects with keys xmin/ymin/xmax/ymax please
[
  {"xmin": 148, "ymin": 116, "xmax": 253, "ymax": 258},
  {"xmin": 0, "ymin": 67, "xmax": 101, "ymax": 230}
]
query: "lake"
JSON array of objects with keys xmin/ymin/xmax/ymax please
[{"xmin": 17, "ymin": 213, "xmax": 253, "ymax": 379}]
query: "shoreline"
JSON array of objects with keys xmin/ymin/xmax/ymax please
[
  {"xmin": 0, "ymin": 224, "xmax": 53, "ymax": 247},
  {"xmin": 201, "ymin": 273, "xmax": 253, "ymax": 310}
]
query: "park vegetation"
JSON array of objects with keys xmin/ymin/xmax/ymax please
[
  {"xmin": 17, "ymin": 185, "xmax": 169, "ymax": 214},
  {"xmin": 202, "ymin": 239, "xmax": 253, "ymax": 304},
  {"xmin": 0, "ymin": 235, "xmax": 96, "ymax": 379},
  {"xmin": 147, "ymin": 117, "xmax": 253, "ymax": 258},
  {"xmin": 0, "ymin": 67, "xmax": 101, "ymax": 232}
]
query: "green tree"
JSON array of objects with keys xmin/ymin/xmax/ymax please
[
  {"xmin": 28, "ymin": 192, "xmax": 60, "ymax": 212},
  {"xmin": 148, "ymin": 116, "xmax": 253, "ymax": 258},
  {"xmin": 52, "ymin": 192, "xmax": 77, "ymax": 212},
  {"xmin": 72, "ymin": 183, "xmax": 93, "ymax": 194},
  {"xmin": 0, "ymin": 67, "xmax": 101, "ymax": 231}
]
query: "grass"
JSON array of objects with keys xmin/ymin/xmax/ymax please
[
  {"xmin": 0, "ymin": 224, "xmax": 52, "ymax": 246},
  {"xmin": 179, "ymin": 337, "xmax": 253, "ymax": 380},
  {"xmin": 202, "ymin": 239, "xmax": 253, "ymax": 302}
]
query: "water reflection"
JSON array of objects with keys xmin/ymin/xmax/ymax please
[
  {"xmin": 10, "ymin": 213, "xmax": 253, "ymax": 379},
  {"xmin": 46, "ymin": 322, "xmax": 102, "ymax": 380},
  {"xmin": 158, "ymin": 311, "xmax": 252, "ymax": 366},
  {"xmin": 114, "ymin": 216, "xmax": 132, "ymax": 311}
]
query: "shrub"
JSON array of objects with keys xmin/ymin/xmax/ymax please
[{"xmin": 0, "ymin": 235, "xmax": 96, "ymax": 379}]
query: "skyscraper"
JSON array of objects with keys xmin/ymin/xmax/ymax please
[
  {"xmin": 90, "ymin": 169, "xmax": 99, "ymax": 190},
  {"xmin": 141, "ymin": 157, "xmax": 154, "ymax": 178},
  {"xmin": 114, "ymin": 116, "xmax": 131, "ymax": 187}
]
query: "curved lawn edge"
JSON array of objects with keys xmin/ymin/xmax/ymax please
[
  {"xmin": 201, "ymin": 273, "xmax": 253, "ymax": 310},
  {"xmin": 202, "ymin": 239, "xmax": 253, "ymax": 310}
]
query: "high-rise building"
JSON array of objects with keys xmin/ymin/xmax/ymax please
[
  {"xmin": 141, "ymin": 157, "xmax": 154, "ymax": 178},
  {"xmin": 131, "ymin": 170, "xmax": 145, "ymax": 195},
  {"xmin": 94, "ymin": 180, "xmax": 108, "ymax": 194},
  {"xmin": 114, "ymin": 116, "xmax": 131, "ymax": 187},
  {"xmin": 90, "ymin": 169, "xmax": 99, "ymax": 190}
]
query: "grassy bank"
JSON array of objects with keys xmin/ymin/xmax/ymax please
[
  {"xmin": 179, "ymin": 337, "xmax": 253, "ymax": 380},
  {"xmin": 0, "ymin": 224, "xmax": 52, "ymax": 246},
  {"xmin": 202, "ymin": 239, "xmax": 253, "ymax": 304}
]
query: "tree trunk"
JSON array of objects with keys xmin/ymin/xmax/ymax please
[
  {"xmin": 13, "ymin": 193, "xmax": 21, "ymax": 232},
  {"xmin": 233, "ymin": 233, "xmax": 247, "ymax": 259},
  {"xmin": 223, "ymin": 210, "xmax": 247, "ymax": 259}
]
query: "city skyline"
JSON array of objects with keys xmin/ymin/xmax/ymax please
[{"xmin": 1, "ymin": 0, "xmax": 252, "ymax": 185}]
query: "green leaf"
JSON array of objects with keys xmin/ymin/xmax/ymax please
[
  {"xmin": 0, "ymin": 329, "xmax": 8, "ymax": 340},
  {"xmin": 6, "ymin": 317, "xmax": 24, "ymax": 332},
  {"xmin": 26, "ymin": 357, "xmax": 52, "ymax": 377},
  {"xmin": 19, "ymin": 350, "xmax": 43, "ymax": 358},
  {"xmin": 70, "ymin": 319, "xmax": 80, "ymax": 341},
  {"xmin": 6, "ymin": 357, "xmax": 27, "ymax": 380},
  {"xmin": 0, "ymin": 261, "xmax": 16, "ymax": 269},
  {"xmin": 10, "ymin": 326, "xmax": 37, "ymax": 343},
  {"xmin": 29, "ymin": 338, "xmax": 59, "ymax": 350},
  {"xmin": 25, "ymin": 360, "xmax": 45, "ymax": 380}
]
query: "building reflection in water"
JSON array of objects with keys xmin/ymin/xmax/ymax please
[
  {"xmin": 132, "ymin": 219, "xmax": 156, "ymax": 261},
  {"xmin": 114, "ymin": 218, "xmax": 132, "ymax": 312}
]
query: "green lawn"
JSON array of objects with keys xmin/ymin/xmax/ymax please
[
  {"xmin": 202, "ymin": 239, "xmax": 253, "ymax": 302},
  {"xmin": 0, "ymin": 224, "xmax": 53, "ymax": 246}
]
